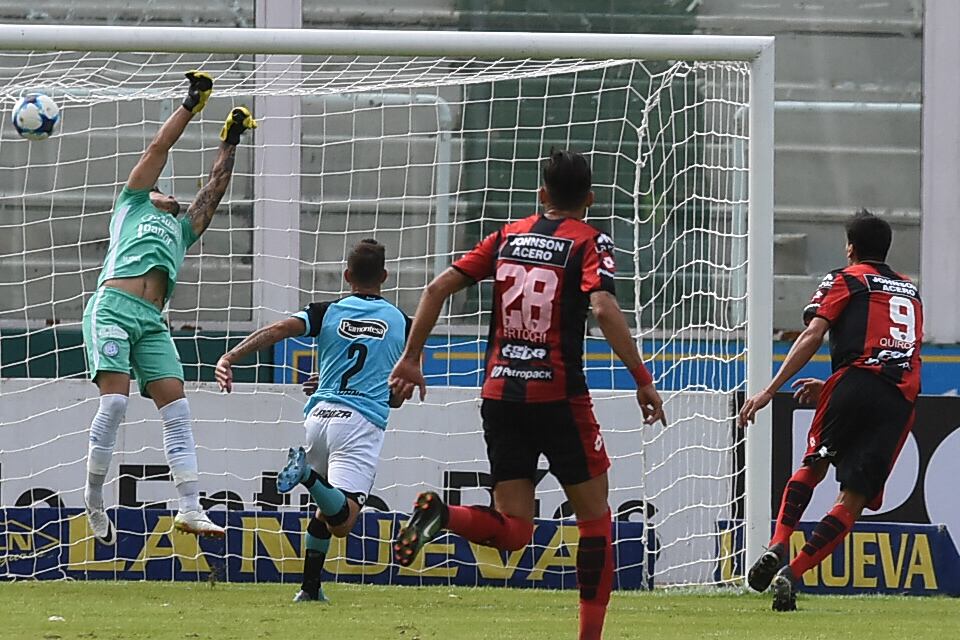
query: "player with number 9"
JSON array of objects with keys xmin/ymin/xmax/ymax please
[
  {"xmin": 215, "ymin": 239, "xmax": 410, "ymax": 603},
  {"xmin": 739, "ymin": 210, "xmax": 923, "ymax": 612}
]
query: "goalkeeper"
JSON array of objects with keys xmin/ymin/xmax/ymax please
[
  {"xmin": 215, "ymin": 239, "xmax": 410, "ymax": 603},
  {"xmin": 81, "ymin": 71, "xmax": 256, "ymax": 543}
]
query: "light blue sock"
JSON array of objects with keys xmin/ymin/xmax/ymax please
[{"xmin": 304, "ymin": 471, "xmax": 347, "ymax": 516}]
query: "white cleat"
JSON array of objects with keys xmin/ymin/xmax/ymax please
[
  {"xmin": 85, "ymin": 503, "xmax": 116, "ymax": 546},
  {"xmin": 173, "ymin": 510, "xmax": 225, "ymax": 537}
]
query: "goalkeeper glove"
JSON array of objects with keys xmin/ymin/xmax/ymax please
[
  {"xmin": 182, "ymin": 70, "xmax": 214, "ymax": 114},
  {"xmin": 220, "ymin": 106, "xmax": 257, "ymax": 145}
]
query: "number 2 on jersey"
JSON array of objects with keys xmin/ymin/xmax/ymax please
[
  {"xmin": 339, "ymin": 342, "xmax": 368, "ymax": 392},
  {"xmin": 497, "ymin": 263, "xmax": 558, "ymax": 332}
]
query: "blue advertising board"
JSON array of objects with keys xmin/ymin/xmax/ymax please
[
  {"xmin": 275, "ymin": 338, "xmax": 960, "ymax": 395},
  {"xmin": 716, "ymin": 520, "xmax": 960, "ymax": 595},
  {"xmin": 1, "ymin": 508, "xmax": 654, "ymax": 589}
]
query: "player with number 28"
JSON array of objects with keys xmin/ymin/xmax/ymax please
[{"xmin": 389, "ymin": 149, "xmax": 666, "ymax": 640}]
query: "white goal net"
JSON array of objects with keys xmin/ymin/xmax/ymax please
[{"xmin": 0, "ymin": 27, "xmax": 770, "ymax": 587}]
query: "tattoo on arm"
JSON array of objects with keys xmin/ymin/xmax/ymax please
[
  {"xmin": 225, "ymin": 324, "xmax": 282, "ymax": 362},
  {"xmin": 187, "ymin": 143, "xmax": 237, "ymax": 237}
]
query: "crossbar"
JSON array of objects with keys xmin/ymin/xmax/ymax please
[{"xmin": 0, "ymin": 24, "xmax": 773, "ymax": 60}]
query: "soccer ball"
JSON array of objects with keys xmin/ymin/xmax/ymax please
[{"xmin": 12, "ymin": 93, "xmax": 60, "ymax": 140}]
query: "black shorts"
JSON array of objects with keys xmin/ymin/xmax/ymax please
[
  {"xmin": 804, "ymin": 366, "xmax": 915, "ymax": 509},
  {"xmin": 481, "ymin": 396, "xmax": 610, "ymax": 487}
]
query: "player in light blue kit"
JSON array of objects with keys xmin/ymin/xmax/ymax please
[{"xmin": 215, "ymin": 239, "xmax": 409, "ymax": 602}]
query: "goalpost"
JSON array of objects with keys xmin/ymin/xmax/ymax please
[{"xmin": 0, "ymin": 24, "xmax": 773, "ymax": 587}]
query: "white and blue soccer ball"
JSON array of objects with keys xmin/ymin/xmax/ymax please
[{"xmin": 12, "ymin": 92, "xmax": 60, "ymax": 140}]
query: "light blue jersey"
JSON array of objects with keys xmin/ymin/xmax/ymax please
[{"xmin": 293, "ymin": 294, "xmax": 410, "ymax": 429}]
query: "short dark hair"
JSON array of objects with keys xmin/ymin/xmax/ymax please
[
  {"xmin": 845, "ymin": 209, "xmax": 892, "ymax": 262},
  {"xmin": 347, "ymin": 238, "xmax": 386, "ymax": 285},
  {"xmin": 542, "ymin": 148, "xmax": 592, "ymax": 210}
]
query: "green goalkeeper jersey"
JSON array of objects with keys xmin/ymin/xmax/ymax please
[{"xmin": 96, "ymin": 186, "xmax": 198, "ymax": 302}]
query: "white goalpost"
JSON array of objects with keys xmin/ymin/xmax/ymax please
[{"xmin": 0, "ymin": 24, "xmax": 773, "ymax": 587}]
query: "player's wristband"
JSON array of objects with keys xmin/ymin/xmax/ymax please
[{"xmin": 630, "ymin": 363, "xmax": 653, "ymax": 388}]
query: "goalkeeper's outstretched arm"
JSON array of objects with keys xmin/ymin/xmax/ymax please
[
  {"xmin": 186, "ymin": 107, "xmax": 257, "ymax": 238},
  {"xmin": 215, "ymin": 317, "xmax": 304, "ymax": 393},
  {"xmin": 127, "ymin": 71, "xmax": 213, "ymax": 190}
]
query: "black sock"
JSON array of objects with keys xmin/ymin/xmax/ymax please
[{"xmin": 301, "ymin": 517, "xmax": 331, "ymax": 597}]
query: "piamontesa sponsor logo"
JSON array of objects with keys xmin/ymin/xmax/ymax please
[{"xmin": 338, "ymin": 318, "xmax": 387, "ymax": 340}]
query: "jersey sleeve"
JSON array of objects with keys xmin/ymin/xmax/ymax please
[
  {"xmin": 803, "ymin": 270, "xmax": 852, "ymax": 326},
  {"xmin": 404, "ymin": 314, "xmax": 413, "ymax": 340},
  {"xmin": 179, "ymin": 216, "xmax": 200, "ymax": 248},
  {"xmin": 451, "ymin": 230, "xmax": 501, "ymax": 283},
  {"xmin": 581, "ymin": 232, "xmax": 617, "ymax": 295},
  {"xmin": 118, "ymin": 185, "xmax": 150, "ymax": 206},
  {"xmin": 292, "ymin": 301, "xmax": 333, "ymax": 338}
]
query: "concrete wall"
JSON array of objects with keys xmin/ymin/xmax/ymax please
[{"xmin": 697, "ymin": 1, "xmax": 922, "ymax": 331}]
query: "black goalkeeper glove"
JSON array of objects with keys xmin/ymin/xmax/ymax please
[
  {"xmin": 182, "ymin": 70, "xmax": 214, "ymax": 114},
  {"xmin": 219, "ymin": 106, "xmax": 257, "ymax": 145}
]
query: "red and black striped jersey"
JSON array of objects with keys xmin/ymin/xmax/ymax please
[
  {"xmin": 803, "ymin": 261, "xmax": 923, "ymax": 402},
  {"xmin": 452, "ymin": 213, "xmax": 617, "ymax": 403}
]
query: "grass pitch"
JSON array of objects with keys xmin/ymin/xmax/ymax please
[{"xmin": 2, "ymin": 581, "xmax": 957, "ymax": 639}]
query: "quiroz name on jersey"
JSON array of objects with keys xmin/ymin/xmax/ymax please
[{"xmin": 499, "ymin": 233, "xmax": 574, "ymax": 268}]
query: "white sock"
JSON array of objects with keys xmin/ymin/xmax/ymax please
[
  {"xmin": 159, "ymin": 398, "xmax": 201, "ymax": 513},
  {"xmin": 85, "ymin": 394, "xmax": 127, "ymax": 510}
]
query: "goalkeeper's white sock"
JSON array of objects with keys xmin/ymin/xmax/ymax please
[
  {"xmin": 159, "ymin": 398, "xmax": 202, "ymax": 513},
  {"xmin": 85, "ymin": 393, "xmax": 128, "ymax": 510}
]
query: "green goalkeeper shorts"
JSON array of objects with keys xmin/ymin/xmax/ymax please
[{"xmin": 82, "ymin": 286, "xmax": 184, "ymax": 394}]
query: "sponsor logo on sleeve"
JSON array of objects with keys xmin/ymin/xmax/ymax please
[
  {"xmin": 499, "ymin": 233, "xmax": 574, "ymax": 268},
  {"xmin": 595, "ymin": 233, "xmax": 615, "ymax": 254},
  {"xmin": 338, "ymin": 318, "xmax": 388, "ymax": 340},
  {"xmin": 595, "ymin": 235, "xmax": 616, "ymax": 278},
  {"xmin": 598, "ymin": 254, "xmax": 616, "ymax": 279}
]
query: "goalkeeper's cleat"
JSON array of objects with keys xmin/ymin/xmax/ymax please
[
  {"xmin": 219, "ymin": 106, "xmax": 257, "ymax": 145},
  {"xmin": 393, "ymin": 491, "xmax": 448, "ymax": 567},
  {"xmin": 771, "ymin": 566, "xmax": 798, "ymax": 612},
  {"xmin": 293, "ymin": 587, "xmax": 329, "ymax": 603},
  {"xmin": 173, "ymin": 510, "xmax": 225, "ymax": 537},
  {"xmin": 182, "ymin": 70, "xmax": 213, "ymax": 114},
  {"xmin": 85, "ymin": 502, "xmax": 116, "ymax": 546},
  {"xmin": 747, "ymin": 543, "xmax": 786, "ymax": 592},
  {"xmin": 276, "ymin": 446, "xmax": 308, "ymax": 494}
]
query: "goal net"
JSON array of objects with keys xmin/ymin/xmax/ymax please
[{"xmin": 0, "ymin": 27, "xmax": 771, "ymax": 587}]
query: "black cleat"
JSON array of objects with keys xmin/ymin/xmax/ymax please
[
  {"xmin": 748, "ymin": 543, "xmax": 786, "ymax": 592},
  {"xmin": 393, "ymin": 492, "xmax": 448, "ymax": 567},
  {"xmin": 771, "ymin": 566, "xmax": 798, "ymax": 612}
]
